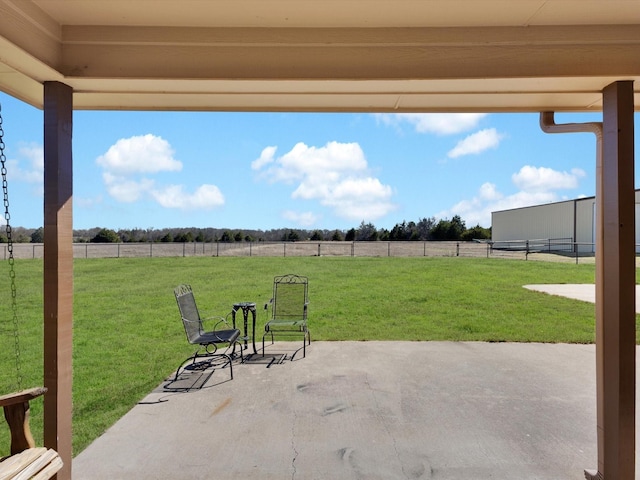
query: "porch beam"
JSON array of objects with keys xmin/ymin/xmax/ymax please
[
  {"xmin": 43, "ymin": 80, "xmax": 73, "ymax": 480},
  {"xmin": 591, "ymin": 80, "xmax": 636, "ymax": 479}
]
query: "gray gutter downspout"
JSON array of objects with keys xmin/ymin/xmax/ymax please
[
  {"xmin": 540, "ymin": 111, "xmax": 606, "ymax": 480},
  {"xmin": 539, "ymin": 112, "xmax": 602, "ymax": 254}
]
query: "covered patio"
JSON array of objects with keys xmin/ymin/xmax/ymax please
[
  {"xmin": 72, "ymin": 340, "xmax": 610, "ymax": 480},
  {"xmin": 0, "ymin": 1, "xmax": 639, "ymax": 478}
]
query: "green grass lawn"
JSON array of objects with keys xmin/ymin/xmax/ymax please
[{"xmin": 0, "ymin": 255, "xmax": 625, "ymax": 455}]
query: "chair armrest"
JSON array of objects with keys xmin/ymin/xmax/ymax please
[
  {"xmin": 0, "ymin": 388, "xmax": 47, "ymax": 407},
  {"xmin": 202, "ymin": 315, "xmax": 232, "ymax": 331}
]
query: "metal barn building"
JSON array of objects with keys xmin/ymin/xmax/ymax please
[{"xmin": 491, "ymin": 190, "xmax": 640, "ymax": 253}]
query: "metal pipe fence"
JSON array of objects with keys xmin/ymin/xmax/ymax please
[{"xmin": 0, "ymin": 240, "xmax": 603, "ymax": 263}]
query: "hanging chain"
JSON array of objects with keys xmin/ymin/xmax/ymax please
[{"xmin": 0, "ymin": 103, "xmax": 22, "ymax": 390}]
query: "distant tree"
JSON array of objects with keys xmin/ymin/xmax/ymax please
[
  {"xmin": 356, "ymin": 221, "xmax": 378, "ymax": 241},
  {"xmin": 416, "ymin": 217, "xmax": 436, "ymax": 240},
  {"xmin": 234, "ymin": 231, "xmax": 244, "ymax": 242},
  {"xmin": 389, "ymin": 221, "xmax": 407, "ymax": 241},
  {"xmin": 0, "ymin": 232, "xmax": 7, "ymax": 243},
  {"xmin": 406, "ymin": 221, "xmax": 420, "ymax": 241},
  {"xmin": 244, "ymin": 234, "xmax": 255, "ymax": 242},
  {"xmin": 118, "ymin": 229, "xmax": 133, "ymax": 242},
  {"xmin": 448, "ymin": 215, "xmax": 466, "ymax": 240},
  {"xmin": 220, "ymin": 230, "xmax": 234, "ymax": 242},
  {"xmin": 283, "ymin": 230, "xmax": 300, "ymax": 242},
  {"xmin": 195, "ymin": 231, "xmax": 205, "ymax": 242},
  {"xmin": 430, "ymin": 219, "xmax": 451, "ymax": 241},
  {"xmin": 461, "ymin": 225, "xmax": 491, "ymax": 241},
  {"xmin": 30, "ymin": 227, "xmax": 44, "ymax": 243},
  {"xmin": 431, "ymin": 215, "xmax": 466, "ymax": 241},
  {"xmin": 91, "ymin": 228, "xmax": 120, "ymax": 243},
  {"xmin": 331, "ymin": 230, "xmax": 344, "ymax": 241},
  {"xmin": 145, "ymin": 228, "xmax": 157, "ymax": 242},
  {"xmin": 310, "ymin": 230, "xmax": 323, "ymax": 241},
  {"xmin": 344, "ymin": 228, "xmax": 356, "ymax": 242},
  {"xmin": 160, "ymin": 232, "xmax": 173, "ymax": 242},
  {"xmin": 378, "ymin": 228, "xmax": 390, "ymax": 241}
]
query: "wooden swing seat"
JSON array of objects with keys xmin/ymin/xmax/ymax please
[{"xmin": 0, "ymin": 387, "xmax": 62, "ymax": 480}]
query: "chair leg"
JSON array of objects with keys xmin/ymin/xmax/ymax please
[
  {"xmin": 174, "ymin": 354, "xmax": 197, "ymax": 381},
  {"xmin": 174, "ymin": 350, "xmax": 236, "ymax": 383},
  {"xmin": 262, "ymin": 331, "xmax": 274, "ymax": 357},
  {"xmin": 235, "ymin": 341, "xmax": 244, "ymax": 363},
  {"xmin": 226, "ymin": 353, "xmax": 233, "ymax": 380},
  {"xmin": 301, "ymin": 330, "xmax": 310, "ymax": 358}
]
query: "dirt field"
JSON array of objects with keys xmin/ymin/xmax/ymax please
[{"xmin": 2, "ymin": 241, "xmax": 595, "ymax": 264}]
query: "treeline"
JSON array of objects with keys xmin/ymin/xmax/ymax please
[
  {"xmin": 343, "ymin": 216, "xmax": 490, "ymax": 242},
  {"xmin": 0, "ymin": 215, "xmax": 490, "ymax": 244}
]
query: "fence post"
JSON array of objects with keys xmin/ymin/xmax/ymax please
[
  {"xmin": 525, "ymin": 240, "xmax": 529, "ymax": 260},
  {"xmin": 388, "ymin": 242, "xmax": 391, "ymax": 257},
  {"xmin": 183, "ymin": 242, "xmax": 186, "ymax": 257},
  {"xmin": 283, "ymin": 243, "xmax": 286, "ymax": 257},
  {"xmin": 351, "ymin": 242, "xmax": 355, "ymax": 257},
  {"xmin": 456, "ymin": 242, "xmax": 459, "ymax": 257},
  {"xmin": 117, "ymin": 243, "xmax": 120, "ymax": 258},
  {"xmin": 250, "ymin": 242, "xmax": 252, "ymax": 257},
  {"xmin": 318, "ymin": 243, "xmax": 321, "ymax": 256},
  {"xmin": 150, "ymin": 242, "xmax": 153, "ymax": 257}
]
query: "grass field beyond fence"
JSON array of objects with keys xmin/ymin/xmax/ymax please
[{"xmin": 0, "ymin": 256, "xmax": 633, "ymax": 456}]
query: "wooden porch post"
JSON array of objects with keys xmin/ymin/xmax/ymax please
[
  {"xmin": 591, "ymin": 80, "xmax": 635, "ymax": 479},
  {"xmin": 43, "ymin": 81, "xmax": 73, "ymax": 480}
]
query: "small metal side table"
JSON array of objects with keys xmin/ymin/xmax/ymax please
[{"xmin": 231, "ymin": 302, "xmax": 257, "ymax": 354}]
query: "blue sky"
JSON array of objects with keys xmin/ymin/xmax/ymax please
[{"xmin": 0, "ymin": 91, "xmax": 626, "ymax": 232}]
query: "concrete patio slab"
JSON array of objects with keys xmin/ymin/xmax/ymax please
[
  {"xmin": 72, "ymin": 340, "xmax": 635, "ymax": 480},
  {"xmin": 524, "ymin": 283, "xmax": 640, "ymax": 313}
]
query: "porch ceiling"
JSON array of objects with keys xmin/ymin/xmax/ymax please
[{"xmin": 1, "ymin": 0, "xmax": 639, "ymax": 112}]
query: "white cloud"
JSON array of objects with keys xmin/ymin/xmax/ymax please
[
  {"xmin": 282, "ymin": 210, "xmax": 319, "ymax": 226},
  {"xmin": 375, "ymin": 113, "xmax": 487, "ymax": 135},
  {"xmin": 14, "ymin": 144, "xmax": 44, "ymax": 183},
  {"xmin": 3, "ymin": 143, "xmax": 44, "ymax": 197},
  {"xmin": 102, "ymin": 172, "xmax": 154, "ymax": 203},
  {"xmin": 439, "ymin": 165, "xmax": 587, "ymax": 227},
  {"xmin": 251, "ymin": 145, "xmax": 277, "ymax": 170},
  {"xmin": 96, "ymin": 134, "xmax": 182, "ymax": 174},
  {"xmin": 253, "ymin": 141, "xmax": 395, "ymax": 224},
  {"xmin": 321, "ymin": 177, "xmax": 396, "ymax": 221},
  {"xmin": 447, "ymin": 128, "xmax": 503, "ymax": 158},
  {"xmin": 478, "ymin": 182, "xmax": 502, "ymax": 201},
  {"xmin": 97, "ymin": 134, "xmax": 225, "ymax": 211},
  {"xmin": 512, "ymin": 165, "xmax": 586, "ymax": 192},
  {"xmin": 151, "ymin": 184, "xmax": 224, "ymax": 209},
  {"xmin": 257, "ymin": 141, "xmax": 368, "ymax": 185}
]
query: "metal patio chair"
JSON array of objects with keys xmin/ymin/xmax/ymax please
[
  {"xmin": 262, "ymin": 274, "xmax": 310, "ymax": 359},
  {"xmin": 174, "ymin": 284, "xmax": 241, "ymax": 382}
]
